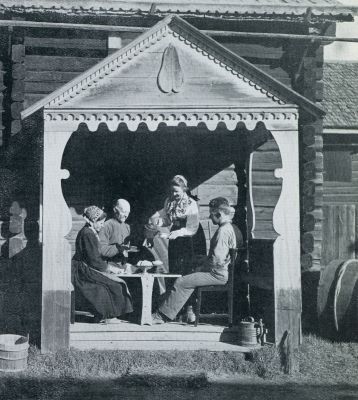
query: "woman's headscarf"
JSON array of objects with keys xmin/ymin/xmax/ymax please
[{"xmin": 83, "ymin": 206, "xmax": 105, "ymax": 223}]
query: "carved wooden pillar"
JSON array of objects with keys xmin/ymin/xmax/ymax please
[
  {"xmin": 247, "ymin": 112, "xmax": 301, "ymax": 347},
  {"xmin": 270, "ymin": 128, "xmax": 301, "ymax": 348},
  {"xmin": 41, "ymin": 116, "xmax": 76, "ymax": 353}
]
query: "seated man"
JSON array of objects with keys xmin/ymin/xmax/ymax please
[
  {"xmin": 99, "ymin": 198, "xmax": 131, "ymax": 264},
  {"xmin": 152, "ymin": 196, "xmax": 243, "ymax": 324}
]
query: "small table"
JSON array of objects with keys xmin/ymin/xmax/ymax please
[{"xmin": 122, "ymin": 273, "xmax": 181, "ymax": 325}]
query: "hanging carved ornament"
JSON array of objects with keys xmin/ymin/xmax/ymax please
[{"xmin": 157, "ymin": 44, "xmax": 184, "ymax": 93}]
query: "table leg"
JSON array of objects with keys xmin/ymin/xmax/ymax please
[{"xmin": 140, "ymin": 274, "xmax": 155, "ymax": 325}]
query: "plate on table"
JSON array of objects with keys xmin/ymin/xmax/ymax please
[{"xmin": 136, "ymin": 260, "xmax": 164, "ymax": 273}]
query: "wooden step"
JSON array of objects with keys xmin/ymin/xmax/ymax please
[
  {"xmin": 70, "ymin": 340, "xmax": 252, "ymax": 352},
  {"xmin": 71, "ymin": 329, "xmax": 238, "ymax": 343},
  {"xmin": 69, "ymin": 321, "xmax": 254, "ymax": 351}
]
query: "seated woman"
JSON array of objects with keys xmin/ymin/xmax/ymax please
[
  {"xmin": 145, "ymin": 175, "xmax": 200, "ymax": 275},
  {"xmin": 72, "ymin": 205, "xmax": 133, "ymax": 323}
]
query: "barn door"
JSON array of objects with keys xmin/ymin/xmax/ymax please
[{"xmin": 321, "ymin": 204, "xmax": 356, "ymax": 266}]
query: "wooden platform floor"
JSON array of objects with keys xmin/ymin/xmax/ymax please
[{"xmin": 70, "ymin": 320, "xmax": 256, "ymax": 352}]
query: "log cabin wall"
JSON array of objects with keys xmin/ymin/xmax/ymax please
[
  {"xmin": 292, "ymin": 42, "xmax": 325, "ymax": 273},
  {"xmin": 288, "ymin": 39, "xmax": 325, "ymax": 333}
]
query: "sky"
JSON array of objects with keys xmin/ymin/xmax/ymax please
[{"xmin": 324, "ymin": 0, "xmax": 358, "ymax": 61}]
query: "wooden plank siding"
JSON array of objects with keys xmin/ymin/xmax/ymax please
[
  {"xmin": 219, "ymin": 39, "xmax": 292, "ymax": 87},
  {"xmin": 24, "ymin": 55, "xmax": 103, "ymax": 109},
  {"xmin": 23, "ymin": 34, "xmax": 107, "ymax": 108},
  {"xmin": 197, "ymin": 165, "xmax": 238, "ymax": 250},
  {"xmin": 322, "ymin": 151, "xmax": 358, "ymax": 266},
  {"xmin": 321, "ymin": 205, "xmax": 356, "ymax": 266}
]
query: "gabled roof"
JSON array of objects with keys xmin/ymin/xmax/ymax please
[
  {"xmin": 322, "ymin": 62, "xmax": 358, "ymax": 129},
  {"xmin": 21, "ymin": 15, "xmax": 325, "ymax": 119},
  {"xmin": 0, "ymin": 0, "xmax": 352, "ymax": 20}
]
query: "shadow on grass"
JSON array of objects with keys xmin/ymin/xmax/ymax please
[{"xmin": 1, "ymin": 374, "xmax": 358, "ymax": 400}]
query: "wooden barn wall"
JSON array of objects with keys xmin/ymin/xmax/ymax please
[{"xmin": 322, "ymin": 149, "xmax": 358, "ymax": 266}]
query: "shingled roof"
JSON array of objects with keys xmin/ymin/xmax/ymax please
[
  {"xmin": 0, "ymin": 0, "xmax": 352, "ymax": 21},
  {"xmin": 322, "ymin": 63, "xmax": 358, "ymax": 129}
]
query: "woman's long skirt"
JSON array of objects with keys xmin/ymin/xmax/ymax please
[{"xmin": 72, "ymin": 260, "xmax": 133, "ymax": 319}]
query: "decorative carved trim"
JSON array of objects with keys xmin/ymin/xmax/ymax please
[
  {"xmin": 22, "ymin": 15, "xmax": 323, "ymax": 122},
  {"xmin": 48, "ymin": 23, "xmax": 287, "ymax": 108},
  {"xmin": 44, "ymin": 108, "xmax": 299, "ymax": 132}
]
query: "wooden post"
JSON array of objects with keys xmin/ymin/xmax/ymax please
[
  {"xmin": 271, "ymin": 129, "xmax": 302, "ymax": 348},
  {"xmin": 41, "ymin": 116, "xmax": 75, "ymax": 353},
  {"xmin": 11, "ymin": 44, "xmax": 25, "ymax": 136}
]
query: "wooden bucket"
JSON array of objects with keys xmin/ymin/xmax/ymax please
[
  {"xmin": 0, "ymin": 334, "xmax": 29, "ymax": 372},
  {"xmin": 237, "ymin": 320, "xmax": 260, "ymax": 347}
]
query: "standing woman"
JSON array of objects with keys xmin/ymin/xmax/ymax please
[
  {"xmin": 72, "ymin": 206, "xmax": 133, "ymax": 323},
  {"xmin": 153, "ymin": 175, "xmax": 200, "ymax": 275}
]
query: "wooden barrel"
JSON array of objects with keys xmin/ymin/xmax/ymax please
[
  {"xmin": 237, "ymin": 320, "xmax": 260, "ymax": 347},
  {"xmin": 317, "ymin": 259, "xmax": 345, "ymax": 338},
  {"xmin": 333, "ymin": 259, "xmax": 358, "ymax": 340},
  {"xmin": 0, "ymin": 334, "xmax": 29, "ymax": 372}
]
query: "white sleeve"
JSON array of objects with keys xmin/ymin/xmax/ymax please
[{"xmin": 175, "ymin": 200, "xmax": 200, "ymax": 237}]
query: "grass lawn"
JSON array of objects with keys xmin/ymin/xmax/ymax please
[{"xmin": 1, "ymin": 334, "xmax": 358, "ymax": 398}]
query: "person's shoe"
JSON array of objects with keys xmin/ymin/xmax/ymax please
[
  {"xmin": 151, "ymin": 312, "xmax": 165, "ymax": 324},
  {"xmin": 93, "ymin": 315, "xmax": 107, "ymax": 324},
  {"xmin": 106, "ymin": 317, "xmax": 120, "ymax": 324}
]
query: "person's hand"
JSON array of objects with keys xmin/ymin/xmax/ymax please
[
  {"xmin": 116, "ymin": 243, "xmax": 130, "ymax": 257},
  {"xmin": 107, "ymin": 263, "xmax": 121, "ymax": 274},
  {"xmin": 168, "ymin": 231, "xmax": 181, "ymax": 240}
]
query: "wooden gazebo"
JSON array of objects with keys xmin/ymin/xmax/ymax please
[{"xmin": 21, "ymin": 15, "xmax": 324, "ymax": 353}]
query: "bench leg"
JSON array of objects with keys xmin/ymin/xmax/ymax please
[{"xmin": 140, "ymin": 274, "xmax": 155, "ymax": 325}]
